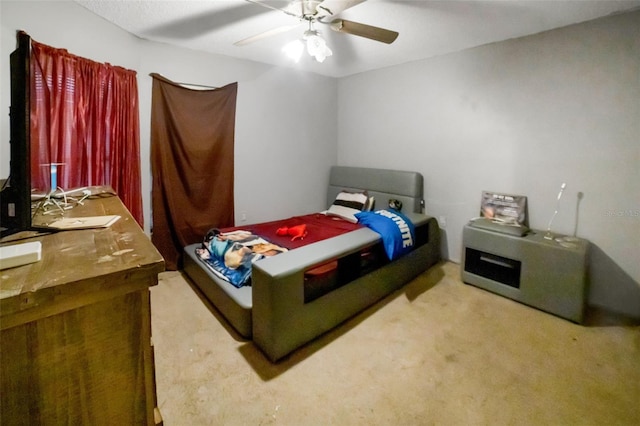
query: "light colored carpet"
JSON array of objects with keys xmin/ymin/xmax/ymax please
[{"xmin": 150, "ymin": 262, "xmax": 640, "ymax": 425}]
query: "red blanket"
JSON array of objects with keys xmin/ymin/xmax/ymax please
[{"xmin": 222, "ymin": 213, "xmax": 362, "ymax": 250}]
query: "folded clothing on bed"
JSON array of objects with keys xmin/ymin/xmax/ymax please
[{"xmin": 355, "ymin": 209, "xmax": 416, "ymax": 260}]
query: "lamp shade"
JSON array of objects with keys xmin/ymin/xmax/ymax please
[{"xmin": 303, "ymin": 30, "xmax": 332, "ymax": 63}]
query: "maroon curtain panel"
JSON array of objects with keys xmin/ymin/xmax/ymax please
[
  {"xmin": 30, "ymin": 39, "xmax": 143, "ymax": 225},
  {"xmin": 150, "ymin": 74, "xmax": 237, "ymax": 270}
]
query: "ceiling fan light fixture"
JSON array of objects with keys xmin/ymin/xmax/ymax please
[
  {"xmin": 242, "ymin": 0, "xmax": 398, "ymax": 66},
  {"xmin": 303, "ymin": 29, "xmax": 332, "ymax": 63}
]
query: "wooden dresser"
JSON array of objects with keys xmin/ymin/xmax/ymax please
[{"xmin": 0, "ymin": 192, "xmax": 164, "ymax": 425}]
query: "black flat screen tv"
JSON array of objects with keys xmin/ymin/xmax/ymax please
[{"xmin": 1, "ymin": 31, "xmax": 32, "ymax": 238}]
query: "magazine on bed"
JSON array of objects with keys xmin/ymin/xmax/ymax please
[{"xmin": 196, "ymin": 229, "xmax": 288, "ymax": 288}]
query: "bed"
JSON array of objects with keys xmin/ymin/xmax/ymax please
[{"xmin": 183, "ymin": 166, "xmax": 441, "ymax": 362}]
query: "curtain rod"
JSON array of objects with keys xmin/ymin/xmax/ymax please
[
  {"xmin": 149, "ymin": 73, "xmax": 219, "ymax": 89},
  {"xmin": 175, "ymin": 82, "xmax": 219, "ymax": 89}
]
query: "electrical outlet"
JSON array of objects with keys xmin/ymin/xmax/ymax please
[
  {"xmin": 240, "ymin": 211, "xmax": 247, "ymax": 222},
  {"xmin": 439, "ymin": 215, "xmax": 447, "ymax": 229}
]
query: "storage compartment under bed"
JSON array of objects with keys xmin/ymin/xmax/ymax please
[{"xmin": 303, "ymin": 220, "xmax": 431, "ymax": 303}]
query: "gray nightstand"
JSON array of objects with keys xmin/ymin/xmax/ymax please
[{"xmin": 461, "ymin": 221, "xmax": 589, "ymax": 323}]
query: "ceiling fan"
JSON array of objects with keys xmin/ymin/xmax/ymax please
[{"xmin": 235, "ymin": 0, "xmax": 398, "ymax": 62}]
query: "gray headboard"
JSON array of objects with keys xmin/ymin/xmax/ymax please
[{"xmin": 327, "ymin": 166, "xmax": 425, "ymax": 214}]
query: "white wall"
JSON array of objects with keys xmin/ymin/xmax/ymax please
[
  {"xmin": 338, "ymin": 11, "xmax": 640, "ymax": 317},
  {"xmin": 1, "ymin": 0, "xmax": 338, "ymax": 233}
]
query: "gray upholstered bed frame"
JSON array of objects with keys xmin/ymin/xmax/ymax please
[{"xmin": 183, "ymin": 166, "xmax": 441, "ymax": 362}]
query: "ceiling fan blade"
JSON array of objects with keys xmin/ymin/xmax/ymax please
[
  {"xmin": 316, "ymin": 0, "xmax": 366, "ymax": 17},
  {"xmin": 234, "ymin": 23, "xmax": 302, "ymax": 46},
  {"xmin": 329, "ymin": 19, "xmax": 398, "ymax": 44},
  {"xmin": 246, "ymin": 0, "xmax": 367, "ymax": 19},
  {"xmin": 245, "ymin": 0, "xmax": 300, "ymax": 17}
]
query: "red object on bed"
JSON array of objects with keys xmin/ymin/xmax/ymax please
[{"xmin": 221, "ymin": 213, "xmax": 362, "ymax": 250}]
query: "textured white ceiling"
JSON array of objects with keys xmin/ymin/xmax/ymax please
[{"xmin": 75, "ymin": 0, "xmax": 640, "ymax": 78}]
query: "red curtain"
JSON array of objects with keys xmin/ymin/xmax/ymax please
[
  {"xmin": 30, "ymin": 40, "xmax": 143, "ymax": 226},
  {"xmin": 150, "ymin": 74, "xmax": 237, "ymax": 270}
]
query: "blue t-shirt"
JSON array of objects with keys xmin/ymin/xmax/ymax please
[{"xmin": 355, "ymin": 209, "xmax": 415, "ymax": 260}]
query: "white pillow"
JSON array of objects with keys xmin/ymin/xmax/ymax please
[{"xmin": 326, "ymin": 190, "xmax": 369, "ymax": 223}]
